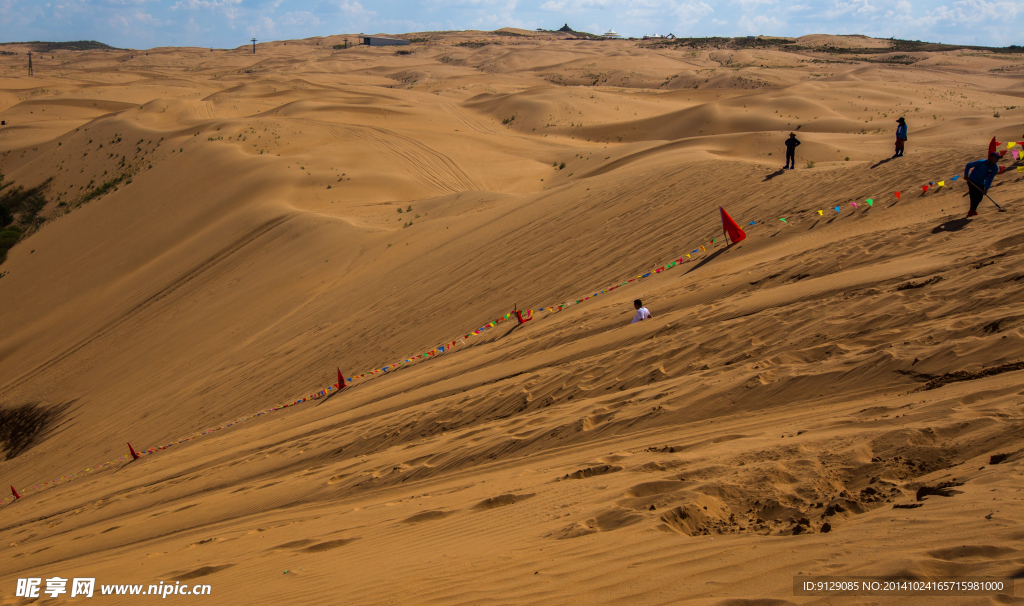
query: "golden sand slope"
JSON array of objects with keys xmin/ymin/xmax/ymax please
[{"xmin": 1, "ymin": 34, "xmax": 1023, "ymax": 604}]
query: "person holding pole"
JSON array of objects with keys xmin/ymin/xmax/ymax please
[{"xmin": 964, "ymin": 152, "xmax": 1001, "ymax": 217}]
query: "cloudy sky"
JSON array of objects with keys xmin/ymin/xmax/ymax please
[{"xmin": 1, "ymin": 0, "xmax": 1021, "ymax": 49}]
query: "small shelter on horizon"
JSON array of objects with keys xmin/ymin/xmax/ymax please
[
  {"xmin": 358, "ymin": 35, "xmax": 410, "ymax": 47},
  {"xmin": 603, "ymin": 29, "xmax": 621, "ymax": 38}
]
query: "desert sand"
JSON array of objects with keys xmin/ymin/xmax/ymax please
[{"xmin": 1, "ymin": 31, "xmax": 1024, "ymax": 604}]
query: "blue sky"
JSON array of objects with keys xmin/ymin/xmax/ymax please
[{"xmin": 1, "ymin": 0, "xmax": 1021, "ymax": 50}]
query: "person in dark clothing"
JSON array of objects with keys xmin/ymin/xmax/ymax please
[
  {"xmin": 893, "ymin": 118, "xmax": 907, "ymax": 158},
  {"xmin": 784, "ymin": 133, "xmax": 800, "ymax": 169},
  {"xmin": 964, "ymin": 153, "xmax": 1001, "ymax": 217}
]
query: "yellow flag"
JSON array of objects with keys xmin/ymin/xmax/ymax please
[
  {"xmin": 817, "ymin": 210, "xmax": 823, "ymax": 215},
  {"xmin": 938, "ymin": 180, "xmax": 944, "ymax": 187},
  {"xmin": 686, "ymin": 254, "xmax": 691, "ymax": 258},
  {"xmin": 1018, "ymin": 166, "xmax": 1023, "ymax": 173},
  {"xmin": 1009, "ymin": 142, "xmax": 1017, "ymax": 149}
]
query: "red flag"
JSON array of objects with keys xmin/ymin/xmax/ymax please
[
  {"xmin": 128, "ymin": 442, "xmax": 140, "ymax": 460},
  {"xmin": 337, "ymin": 367, "xmax": 345, "ymax": 389},
  {"xmin": 989, "ymin": 137, "xmax": 1000, "ymax": 156},
  {"xmin": 719, "ymin": 206, "xmax": 746, "ymax": 244},
  {"xmin": 922, "ymin": 185, "xmax": 929, "ymax": 193},
  {"xmin": 11, "ymin": 486, "xmax": 21, "ymax": 500},
  {"xmin": 895, "ymin": 191, "xmax": 901, "ymax": 200}
]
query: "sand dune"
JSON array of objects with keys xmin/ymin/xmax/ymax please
[{"xmin": 1, "ymin": 33, "xmax": 1023, "ymax": 604}]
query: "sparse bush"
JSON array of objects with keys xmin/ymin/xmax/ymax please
[
  {"xmin": 994, "ymin": 111, "xmax": 1001, "ymax": 118},
  {"xmin": 806, "ymin": 160, "xmax": 815, "ymax": 168},
  {"xmin": 559, "ymin": 162, "xmax": 566, "ymax": 170},
  {"xmin": 845, "ymin": 156, "xmax": 850, "ymax": 161}
]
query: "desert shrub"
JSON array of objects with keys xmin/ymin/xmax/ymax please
[
  {"xmin": 806, "ymin": 160, "xmax": 815, "ymax": 168},
  {"xmin": 0, "ymin": 177, "xmax": 52, "ymax": 228},
  {"xmin": 395, "ymin": 49, "xmax": 413, "ymax": 56},
  {"xmin": 559, "ymin": 162, "xmax": 566, "ymax": 170}
]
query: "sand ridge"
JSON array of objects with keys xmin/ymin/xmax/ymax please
[{"xmin": 1, "ymin": 32, "xmax": 1024, "ymax": 604}]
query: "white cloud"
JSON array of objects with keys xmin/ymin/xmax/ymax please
[
  {"xmin": 109, "ymin": 8, "xmax": 163, "ymax": 28},
  {"xmin": 738, "ymin": 12, "xmax": 784, "ymax": 31},
  {"xmin": 336, "ymin": 0, "xmax": 376, "ymax": 17},
  {"xmin": 540, "ymin": 0, "xmax": 615, "ymax": 12},
  {"xmin": 825, "ymin": 0, "xmax": 879, "ymax": 18},
  {"xmin": 170, "ymin": 0, "xmax": 242, "ymax": 10},
  {"xmin": 280, "ymin": 10, "xmax": 319, "ymax": 27},
  {"xmin": 247, "ymin": 14, "xmax": 275, "ymax": 36},
  {"xmin": 674, "ymin": 1, "xmax": 714, "ymax": 24}
]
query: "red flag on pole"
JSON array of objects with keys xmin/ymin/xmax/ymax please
[
  {"xmin": 11, "ymin": 486, "xmax": 21, "ymax": 500},
  {"xmin": 989, "ymin": 137, "xmax": 1000, "ymax": 156},
  {"xmin": 128, "ymin": 442, "xmax": 140, "ymax": 460},
  {"xmin": 719, "ymin": 206, "xmax": 747, "ymax": 244},
  {"xmin": 337, "ymin": 367, "xmax": 345, "ymax": 390},
  {"xmin": 895, "ymin": 191, "xmax": 901, "ymax": 200}
]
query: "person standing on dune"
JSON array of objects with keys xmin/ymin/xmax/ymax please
[
  {"xmin": 893, "ymin": 118, "xmax": 907, "ymax": 158},
  {"xmin": 964, "ymin": 153, "xmax": 1001, "ymax": 217},
  {"xmin": 631, "ymin": 299, "xmax": 652, "ymax": 324},
  {"xmin": 784, "ymin": 133, "xmax": 800, "ymax": 170}
]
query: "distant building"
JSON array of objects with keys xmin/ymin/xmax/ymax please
[
  {"xmin": 359, "ymin": 36, "xmax": 410, "ymax": 47},
  {"xmin": 603, "ymin": 29, "xmax": 621, "ymax": 38},
  {"xmin": 558, "ymin": 23, "xmax": 574, "ymax": 33}
]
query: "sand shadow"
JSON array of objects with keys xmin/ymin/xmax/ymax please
[
  {"xmin": 685, "ymin": 247, "xmax": 728, "ymax": 274},
  {"xmin": 870, "ymin": 157, "xmax": 896, "ymax": 169},
  {"xmin": 762, "ymin": 169, "xmax": 786, "ymax": 182},
  {"xmin": 495, "ymin": 322, "xmax": 526, "ymax": 341},
  {"xmin": 931, "ymin": 218, "xmax": 971, "ymax": 234}
]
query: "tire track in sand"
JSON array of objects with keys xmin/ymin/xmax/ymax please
[{"xmin": 333, "ymin": 125, "xmax": 479, "ymax": 194}]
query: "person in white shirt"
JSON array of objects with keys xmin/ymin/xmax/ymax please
[{"xmin": 631, "ymin": 299, "xmax": 651, "ymax": 324}]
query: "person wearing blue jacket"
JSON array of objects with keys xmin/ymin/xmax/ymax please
[
  {"xmin": 964, "ymin": 153, "xmax": 1001, "ymax": 216},
  {"xmin": 892, "ymin": 118, "xmax": 907, "ymax": 158}
]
